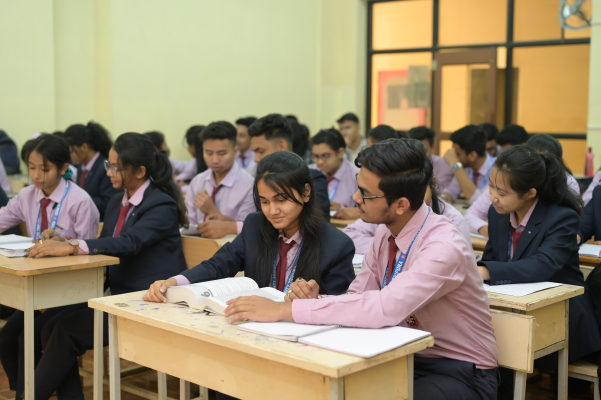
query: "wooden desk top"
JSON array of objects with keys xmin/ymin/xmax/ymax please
[
  {"xmin": 579, "ymin": 255, "xmax": 601, "ymax": 267},
  {"xmin": 330, "ymin": 218, "xmax": 357, "ymax": 228},
  {"xmin": 471, "ymin": 236, "xmax": 488, "ymax": 252},
  {"xmin": 0, "ymin": 254, "xmax": 119, "ymax": 277},
  {"xmin": 182, "ymin": 234, "xmax": 236, "ymax": 248},
  {"xmin": 487, "ymin": 284, "xmax": 584, "ymax": 311},
  {"xmin": 90, "ymin": 291, "xmax": 434, "ymax": 378}
]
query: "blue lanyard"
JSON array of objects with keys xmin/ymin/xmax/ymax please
[
  {"xmin": 468, "ymin": 156, "xmax": 494, "ymax": 190},
  {"xmin": 507, "ymin": 228, "xmax": 514, "ymax": 262},
  {"xmin": 382, "ymin": 209, "xmax": 430, "ymax": 288},
  {"xmin": 112, "ymin": 206, "xmax": 135, "ymax": 237},
  {"xmin": 35, "ymin": 181, "xmax": 70, "ymax": 237},
  {"xmin": 328, "ymin": 180, "xmax": 339, "ymax": 201},
  {"xmin": 271, "ymin": 240, "xmax": 305, "ymax": 293}
]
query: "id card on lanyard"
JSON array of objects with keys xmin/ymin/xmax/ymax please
[
  {"xmin": 35, "ymin": 181, "xmax": 70, "ymax": 237},
  {"xmin": 328, "ymin": 180, "xmax": 339, "ymax": 201},
  {"xmin": 468, "ymin": 156, "xmax": 495, "ymax": 190},
  {"xmin": 382, "ymin": 209, "xmax": 430, "ymax": 288},
  {"xmin": 271, "ymin": 240, "xmax": 305, "ymax": 293}
]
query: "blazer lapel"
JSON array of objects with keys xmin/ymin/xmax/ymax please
[
  {"xmin": 498, "ymin": 213, "xmax": 510, "ymax": 262},
  {"xmin": 512, "ymin": 201, "xmax": 545, "ymax": 261}
]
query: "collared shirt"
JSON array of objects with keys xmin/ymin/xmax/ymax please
[
  {"xmin": 444, "ymin": 154, "xmax": 495, "ymax": 204},
  {"xmin": 292, "ymin": 203, "xmax": 498, "ymax": 369},
  {"xmin": 185, "ymin": 161, "xmax": 255, "ymax": 226},
  {"xmin": 0, "ymin": 177, "xmax": 99, "ymax": 239},
  {"xmin": 464, "ymin": 173, "xmax": 578, "ymax": 234},
  {"xmin": 309, "ymin": 159, "xmax": 360, "ymax": 208},
  {"xmin": 170, "ymin": 158, "xmax": 191, "ymax": 176},
  {"xmin": 508, "ymin": 198, "xmax": 539, "ymax": 259},
  {"xmin": 176, "ymin": 158, "xmax": 198, "ymax": 182},
  {"xmin": 82, "ymin": 152, "xmax": 101, "ymax": 174},
  {"xmin": 235, "ymin": 148, "xmax": 257, "ymax": 172},
  {"xmin": 344, "ymin": 198, "xmax": 471, "ymax": 254},
  {"xmin": 344, "ymin": 137, "xmax": 367, "ymax": 164},
  {"xmin": 431, "ymin": 155, "xmax": 453, "ymax": 194},
  {"xmin": 583, "ymin": 170, "xmax": 601, "ymax": 206},
  {"xmin": 0, "ymin": 156, "xmax": 11, "ymax": 193}
]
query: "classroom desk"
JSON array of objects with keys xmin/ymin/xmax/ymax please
[
  {"xmin": 0, "ymin": 254, "xmax": 119, "ymax": 400},
  {"xmin": 330, "ymin": 218, "xmax": 357, "ymax": 229},
  {"xmin": 471, "ymin": 235, "xmax": 488, "ymax": 252},
  {"xmin": 488, "ymin": 284, "xmax": 584, "ymax": 400},
  {"xmin": 90, "ymin": 291, "xmax": 435, "ymax": 400}
]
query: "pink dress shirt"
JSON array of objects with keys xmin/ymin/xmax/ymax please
[
  {"xmin": 344, "ymin": 199, "xmax": 471, "ymax": 254},
  {"xmin": 185, "ymin": 161, "xmax": 255, "ymax": 230},
  {"xmin": 176, "ymin": 158, "xmax": 198, "ymax": 182},
  {"xmin": 444, "ymin": 154, "xmax": 495, "ymax": 204},
  {"xmin": 0, "ymin": 156, "xmax": 11, "ymax": 193},
  {"xmin": 431, "ymin": 155, "xmax": 453, "ymax": 194},
  {"xmin": 292, "ymin": 203, "xmax": 498, "ymax": 369},
  {"xmin": 0, "ymin": 177, "xmax": 99, "ymax": 239},
  {"xmin": 464, "ymin": 172, "xmax": 579, "ymax": 234},
  {"xmin": 309, "ymin": 159, "xmax": 360, "ymax": 208},
  {"xmin": 508, "ymin": 198, "xmax": 538, "ymax": 259},
  {"xmin": 235, "ymin": 148, "xmax": 257, "ymax": 172},
  {"xmin": 170, "ymin": 158, "xmax": 191, "ymax": 176},
  {"xmin": 583, "ymin": 170, "xmax": 601, "ymax": 206}
]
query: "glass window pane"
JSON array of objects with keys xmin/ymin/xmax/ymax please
[
  {"xmin": 372, "ymin": 0, "xmax": 433, "ymax": 50},
  {"xmin": 439, "ymin": 0, "xmax": 507, "ymax": 46},
  {"xmin": 371, "ymin": 53, "xmax": 432, "ymax": 130},
  {"xmin": 512, "ymin": 45, "xmax": 589, "ymax": 134},
  {"xmin": 514, "ymin": 0, "xmax": 562, "ymax": 42}
]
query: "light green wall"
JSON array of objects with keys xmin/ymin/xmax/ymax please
[{"xmin": 587, "ymin": 11, "xmax": 601, "ymax": 169}]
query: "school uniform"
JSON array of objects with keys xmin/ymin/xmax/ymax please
[
  {"xmin": 309, "ymin": 168, "xmax": 331, "ymax": 221},
  {"xmin": 0, "ymin": 186, "xmax": 20, "ymax": 235},
  {"xmin": 344, "ymin": 137, "xmax": 367, "ymax": 164},
  {"xmin": 176, "ymin": 158, "xmax": 198, "ymax": 182},
  {"xmin": 76, "ymin": 152, "xmax": 122, "ymax": 221},
  {"xmin": 292, "ymin": 203, "xmax": 499, "ymax": 399},
  {"xmin": 0, "ymin": 155, "xmax": 11, "ymax": 193},
  {"xmin": 309, "ymin": 159, "xmax": 359, "ymax": 208},
  {"xmin": 344, "ymin": 198, "xmax": 470, "ymax": 254},
  {"xmin": 465, "ymin": 172, "xmax": 580, "ymax": 234},
  {"xmin": 235, "ymin": 148, "xmax": 256, "ymax": 173},
  {"xmin": 444, "ymin": 154, "xmax": 495, "ymax": 204},
  {"xmin": 579, "ymin": 185, "xmax": 601, "ymax": 244},
  {"xmin": 583, "ymin": 170, "xmax": 601, "ymax": 206},
  {"xmin": 431, "ymin": 155, "xmax": 453, "ymax": 194},
  {"xmin": 170, "ymin": 158, "xmax": 190, "ymax": 176}
]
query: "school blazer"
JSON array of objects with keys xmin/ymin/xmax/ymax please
[
  {"xmin": 181, "ymin": 212, "xmax": 356, "ymax": 295},
  {"xmin": 310, "ymin": 168, "xmax": 331, "ymax": 221},
  {"xmin": 481, "ymin": 201, "xmax": 601, "ymax": 362},
  {"xmin": 0, "ymin": 186, "xmax": 20, "ymax": 235},
  {"xmin": 77, "ymin": 154, "xmax": 122, "ymax": 221},
  {"xmin": 579, "ymin": 185, "xmax": 601, "ymax": 243},
  {"xmin": 86, "ymin": 182, "xmax": 186, "ymax": 296}
]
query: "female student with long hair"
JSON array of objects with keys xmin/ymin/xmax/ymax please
[
  {"xmin": 309, "ymin": 128, "xmax": 359, "ymax": 211},
  {"xmin": 477, "ymin": 145, "xmax": 601, "ymax": 399},
  {"xmin": 0, "ymin": 134, "xmax": 99, "ymax": 400},
  {"xmin": 64, "ymin": 121, "xmax": 121, "ymax": 219},
  {"xmin": 23, "ymin": 132, "xmax": 188, "ymax": 400}
]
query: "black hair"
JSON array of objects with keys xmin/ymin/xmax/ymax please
[
  {"xmin": 252, "ymin": 151, "xmax": 324, "ymax": 291},
  {"xmin": 493, "ymin": 145, "xmax": 582, "ymax": 215},
  {"xmin": 430, "ymin": 178, "xmax": 443, "ymax": 215},
  {"xmin": 143, "ymin": 131, "xmax": 166, "ymax": 150},
  {"xmin": 300, "ymin": 124, "xmax": 310, "ymax": 140},
  {"xmin": 185, "ymin": 125, "xmax": 205, "ymax": 146},
  {"xmin": 450, "ymin": 125, "xmax": 487, "ymax": 157},
  {"xmin": 113, "ymin": 133, "xmax": 188, "ymax": 227},
  {"xmin": 26, "ymin": 135, "xmax": 72, "ymax": 180},
  {"xmin": 21, "ymin": 139, "xmax": 35, "ymax": 163},
  {"xmin": 235, "ymin": 117, "xmax": 257, "ymax": 128},
  {"xmin": 193, "ymin": 129, "xmax": 209, "ymax": 175},
  {"xmin": 52, "ymin": 131, "xmax": 64, "ymax": 137},
  {"xmin": 290, "ymin": 120, "xmax": 311, "ymax": 161},
  {"xmin": 337, "ymin": 112, "xmax": 359, "ymax": 124},
  {"xmin": 497, "ymin": 124, "xmax": 529, "ymax": 146},
  {"xmin": 480, "ymin": 123, "xmax": 499, "ymax": 141},
  {"xmin": 408, "ymin": 126, "xmax": 435, "ymax": 146},
  {"xmin": 285, "ymin": 115, "xmax": 298, "ymax": 123},
  {"xmin": 248, "ymin": 114, "xmax": 293, "ymax": 149},
  {"xmin": 64, "ymin": 121, "xmax": 113, "ymax": 158},
  {"xmin": 397, "ymin": 130, "xmax": 408, "ymax": 138},
  {"xmin": 355, "ymin": 138, "xmax": 432, "ymax": 210},
  {"xmin": 368, "ymin": 125, "xmax": 399, "ymax": 144},
  {"xmin": 311, "ymin": 128, "xmax": 346, "ymax": 150},
  {"xmin": 526, "ymin": 134, "xmax": 573, "ymax": 175},
  {"xmin": 200, "ymin": 121, "xmax": 237, "ymax": 147}
]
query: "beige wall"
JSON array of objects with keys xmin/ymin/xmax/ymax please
[
  {"xmin": 587, "ymin": 10, "xmax": 601, "ymax": 169},
  {"xmin": 0, "ymin": 0, "xmax": 366, "ymax": 163}
]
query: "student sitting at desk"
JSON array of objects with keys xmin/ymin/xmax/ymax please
[
  {"xmin": 23, "ymin": 132, "xmax": 188, "ymax": 400},
  {"xmin": 344, "ymin": 177, "xmax": 470, "ymax": 254},
  {"xmin": 409, "ymin": 126, "xmax": 454, "ymax": 194},
  {"xmin": 234, "ymin": 116, "xmax": 257, "ymax": 173},
  {"xmin": 64, "ymin": 121, "xmax": 122, "ymax": 220},
  {"xmin": 176, "ymin": 125, "xmax": 207, "ymax": 184},
  {"xmin": 0, "ymin": 134, "xmax": 100, "ymax": 400},
  {"xmin": 225, "ymin": 139, "xmax": 499, "ymax": 400},
  {"xmin": 477, "ymin": 145, "xmax": 601, "ymax": 399},
  {"xmin": 185, "ymin": 121, "xmax": 255, "ymax": 238}
]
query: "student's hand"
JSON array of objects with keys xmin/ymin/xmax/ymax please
[
  {"xmin": 478, "ymin": 225, "xmax": 489, "ymax": 238},
  {"xmin": 330, "ymin": 202, "xmax": 342, "ymax": 211},
  {"xmin": 193, "ymin": 190, "xmax": 219, "ymax": 216},
  {"xmin": 285, "ymin": 279, "xmax": 320, "ymax": 301},
  {"xmin": 439, "ymin": 193, "xmax": 454, "ymax": 203},
  {"xmin": 143, "ymin": 278, "xmax": 177, "ymax": 303},
  {"xmin": 333, "ymin": 207, "xmax": 359, "ymax": 220},
  {"xmin": 443, "ymin": 148, "xmax": 460, "ymax": 167},
  {"xmin": 478, "ymin": 266, "xmax": 491, "ymax": 281},
  {"xmin": 27, "ymin": 241, "xmax": 74, "ymax": 258},
  {"xmin": 38, "ymin": 229, "xmax": 66, "ymax": 242},
  {"xmin": 224, "ymin": 296, "xmax": 293, "ymax": 324},
  {"xmin": 197, "ymin": 220, "xmax": 235, "ymax": 239}
]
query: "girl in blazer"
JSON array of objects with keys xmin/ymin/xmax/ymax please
[
  {"xmin": 23, "ymin": 133, "xmax": 188, "ymax": 400},
  {"xmin": 478, "ymin": 145, "xmax": 601, "ymax": 399},
  {"xmin": 64, "ymin": 122, "xmax": 122, "ymax": 220}
]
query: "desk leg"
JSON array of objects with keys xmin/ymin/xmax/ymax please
[
  {"xmin": 557, "ymin": 299, "xmax": 570, "ymax": 400},
  {"xmin": 93, "ymin": 309, "xmax": 104, "ymax": 400},
  {"xmin": 24, "ymin": 276, "xmax": 34, "ymax": 400},
  {"xmin": 157, "ymin": 372, "xmax": 167, "ymax": 400},
  {"xmin": 109, "ymin": 314, "xmax": 120, "ymax": 400},
  {"xmin": 407, "ymin": 354, "xmax": 414, "ymax": 400},
  {"xmin": 514, "ymin": 371, "xmax": 527, "ymax": 400},
  {"xmin": 179, "ymin": 380, "xmax": 190, "ymax": 400},
  {"xmin": 329, "ymin": 377, "xmax": 344, "ymax": 400}
]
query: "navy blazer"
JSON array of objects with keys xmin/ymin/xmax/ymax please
[
  {"xmin": 86, "ymin": 182, "xmax": 186, "ymax": 295},
  {"xmin": 481, "ymin": 200, "xmax": 601, "ymax": 363},
  {"xmin": 77, "ymin": 154, "xmax": 122, "ymax": 221},
  {"xmin": 181, "ymin": 212, "xmax": 356, "ymax": 295},
  {"xmin": 0, "ymin": 187, "xmax": 20, "ymax": 235},
  {"xmin": 310, "ymin": 168, "xmax": 331, "ymax": 221},
  {"xmin": 579, "ymin": 185, "xmax": 601, "ymax": 243}
]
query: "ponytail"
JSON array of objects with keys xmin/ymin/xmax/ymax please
[
  {"xmin": 495, "ymin": 145, "xmax": 583, "ymax": 215},
  {"xmin": 64, "ymin": 121, "xmax": 113, "ymax": 158},
  {"xmin": 152, "ymin": 151, "xmax": 189, "ymax": 227}
]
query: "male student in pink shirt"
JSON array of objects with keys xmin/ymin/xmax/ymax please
[{"xmin": 225, "ymin": 138, "xmax": 499, "ymax": 400}]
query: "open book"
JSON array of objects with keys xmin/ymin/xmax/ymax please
[
  {"xmin": 0, "ymin": 234, "xmax": 35, "ymax": 257},
  {"xmin": 164, "ymin": 277, "xmax": 285, "ymax": 315},
  {"xmin": 483, "ymin": 281, "xmax": 561, "ymax": 297},
  {"xmin": 579, "ymin": 244, "xmax": 601, "ymax": 258}
]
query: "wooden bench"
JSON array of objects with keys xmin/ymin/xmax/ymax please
[{"xmin": 568, "ymin": 360, "xmax": 600, "ymax": 400}]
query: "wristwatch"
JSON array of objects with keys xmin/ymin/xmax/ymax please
[
  {"xmin": 451, "ymin": 162, "xmax": 463, "ymax": 173},
  {"xmin": 67, "ymin": 239, "xmax": 79, "ymax": 256}
]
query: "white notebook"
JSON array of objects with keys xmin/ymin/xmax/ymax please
[
  {"xmin": 238, "ymin": 321, "xmax": 340, "ymax": 341},
  {"xmin": 579, "ymin": 244, "xmax": 601, "ymax": 257},
  {"xmin": 352, "ymin": 254, "xmax": 364, "ymax": 267},
  {"xmin": 0, "ymin": 234, "xmax": 35, "ymax": 257},
  {"xmin": 483, "ymin": 282, "xmax": 561, "ymax": 297}
]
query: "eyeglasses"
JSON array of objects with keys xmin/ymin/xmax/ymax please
[
  {"xmin": 104, "ymin": 160, "xmax": 123, "ymax": 174},
  {"xmin": 311, "ymin": 151, "xmax": 336, "ymax": 162},
  {"xmin": 355, "ymin": 173, "xmax": 390, "ymax": 203}
]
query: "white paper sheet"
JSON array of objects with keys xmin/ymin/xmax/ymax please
[{"xmin": 483, "ymin": 282, "xmax": 561, "ymax": 297}]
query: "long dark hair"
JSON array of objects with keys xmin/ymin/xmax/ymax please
[
  {"xmin": 64, "ymin": 122, "xmax": 112, "ymax": 157},
  {"xmin": 192, "ymin": 126, "xmax": 208, "ymax": 175},
  {"xmin": 113, "ymin": 133, "xmax": 188, "ymax": 227},
  {"xmin": 526, "ymin": 134, "xmax": 573, "ymax": 176},
  {"xmin": 26, "ymin": 135, "xmax": 72, "ymax": 180},
  {"xmin": 494, "ymin": 145, "xmax": 583, "ymax": 215},
  {"xmin": 429, "ymin": 178, "xmax": 444, "ymax": 215},
  {"xmin": 252, "ymin": 152, "xmax": 324, "ymax": 291}
]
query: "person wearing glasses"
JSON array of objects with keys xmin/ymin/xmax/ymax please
[
  {"xmin": 23, "ymin": 132, "xmax": 188, "ymax": 400},
  {"xmin": 309, "ymin": 128, "xmax": 360, "ymax": 213}
]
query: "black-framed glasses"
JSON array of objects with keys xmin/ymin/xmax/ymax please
[
  {"xmin": 104, "ymin": 159, "xmax": 123, "ymax": 174},
  {"xmin": 355, "ymin": 173, "xmax": 390, "ymax": 202}
]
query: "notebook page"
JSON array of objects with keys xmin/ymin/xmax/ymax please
[
  {"xmin": 214, "ymin": 287, "xmax": 284, "ymax": 304},
  {"xmin": 195, "ymin": 277, "xmax": 259, "ymax": 297},
  {"xmin": 237, "ymin": 321, "xmax": 339, "ymax": 338},
  {"xmin": 483, "ymin": 282, "xmax": 561, "ymax": 297},
  {"xmin": 579, "ymin": 244, "xmax": 601, "ymax": 257},
  {"xmin": 0, "ymin": 234, "xmax": 35, "ymax": 250},
  {"xmin": 352, "ymin": 254, "xmax": 364, "ymax": 266}
]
